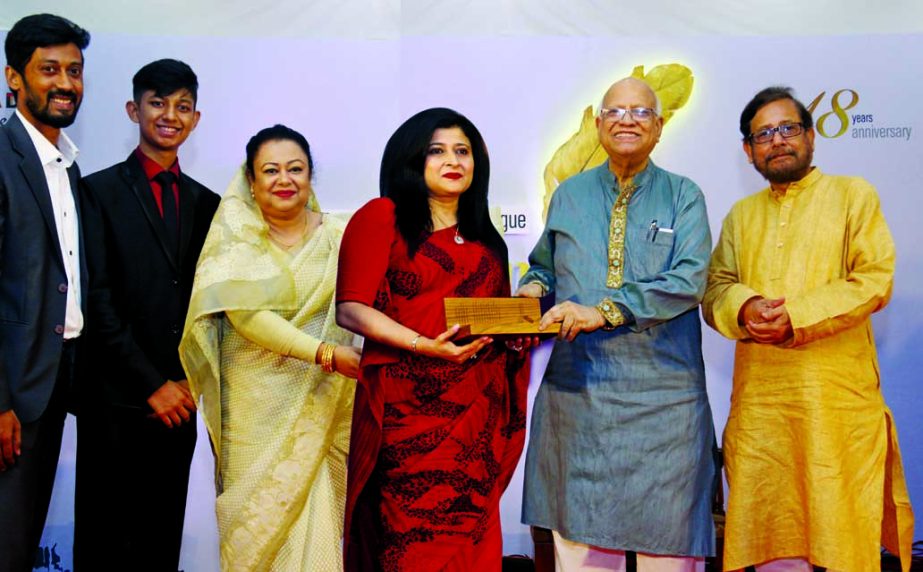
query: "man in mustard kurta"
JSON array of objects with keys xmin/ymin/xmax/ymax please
[{"xmin": 703, "ymin": 86, "xmax": 914, "ymax": 572}]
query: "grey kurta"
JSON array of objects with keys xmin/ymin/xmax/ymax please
[{"xmin": 521, "ymin": 161, "xmax": 716, "ymax": 556}]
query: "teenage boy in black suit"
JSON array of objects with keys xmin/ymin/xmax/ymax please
[{"xmin": 75, "ymin": 58, "xmax": 219, "ymax": 570}]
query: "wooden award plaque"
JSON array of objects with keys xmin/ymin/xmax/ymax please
[{"xmin": 444, "ymin": 297, "xmax": 560, "ymax": 338}]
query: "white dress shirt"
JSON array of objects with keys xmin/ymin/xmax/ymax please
[{"xmin": 16, "ymin": 110, "xmax": 83, "ymax": 339}]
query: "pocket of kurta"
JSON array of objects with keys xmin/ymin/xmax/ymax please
[{"xmin": 627, "ymin": 228, "xmax": 675, "ymax": 280}]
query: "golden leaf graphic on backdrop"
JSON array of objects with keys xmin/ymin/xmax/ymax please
[
  {"xmin": 541, "ymin": 64, "xmax": 694, "ymax": 220},
  {"xmin": 634, "ymin": 63, "xmax": 694, "ymax": 124}
]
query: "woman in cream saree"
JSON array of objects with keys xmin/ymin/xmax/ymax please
[{"xmin": 181, "ymin": 125, "xmax": 358, "ymax": 570}]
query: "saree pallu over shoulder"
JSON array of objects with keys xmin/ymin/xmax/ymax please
[{"xmin": 181, "ymin": 167, "xmax": 301, "ymax": 460}]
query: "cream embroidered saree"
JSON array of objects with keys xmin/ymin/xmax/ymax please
[{"xmin": 180, "ymin": 168, "xmax": 355, "ymax": 571}]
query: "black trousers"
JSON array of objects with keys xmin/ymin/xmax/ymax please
[
  {"xmin": 0, "ymin": 340, "xmax": 75, "ymax": 572},
  {"xmin": 73, "ymin": 401, "xmax": 196, "ymax": 572}
]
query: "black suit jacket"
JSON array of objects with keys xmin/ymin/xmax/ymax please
[
  {"xmin": 80, "ymin": 152, "xmax": 219, "ymax": 409},
  {"xmin": 0, "ymin": 114, "xmax": 88, "ymax": 423}
]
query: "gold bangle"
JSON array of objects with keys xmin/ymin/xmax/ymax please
[
  {"xmin": 327, "ymin": 344, "xmax": 337, "ymax": 373},
  {"xmin": 327, "ymin": 346, "xmax": 337, "ymax": 373},
  {"xmin": 320, "ymin": 343, "xmax": 336, "ymax": 373},
  {"xmin": 326, "ymin": 344, "xmax": 336, "ymax": 373},
  {"xmin": 410, "ymin": 334, "xmax": 421, "ymax": 353}
]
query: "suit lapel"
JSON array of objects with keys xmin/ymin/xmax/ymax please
[
  {"xmin": 177, "ymin": 175, "xmax": 196, "ymax": 265},
  {"xmin": 120, "ymin": 154, "xmax": 180, "ymax": 272},
  {"xmin": 70, "ymin": 164, "xmax": 90, "ymax": 310},
  {"xmin": 6, "ymin": 115, "xmax": 65, "ymax": 268}
]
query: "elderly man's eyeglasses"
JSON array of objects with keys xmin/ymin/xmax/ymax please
[
  {"xmin": 599, "ymin": 107, "xmax": 657, "ymax": 123},
  {"xmin": 748, "ymin": 123, "xmax": 805, "ymax": 145}
]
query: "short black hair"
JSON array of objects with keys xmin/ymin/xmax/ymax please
[
  {"xmin": 132, "ymin": 59, "xmax": 199, "ymax": 104},
  {"xmin": 379, "ymin": 107, "xmax": 506, "ymax": 267},
  {"xmin": 245, "ymin": 124, "xmax": 314, "ymax": 179},
  {"xmin": 739, "ymin": 86, "xmax": 813, "ymax": 141},
  {"xmin": 4, "ymin": 13, "xmax": 90, "ymax": 75}
]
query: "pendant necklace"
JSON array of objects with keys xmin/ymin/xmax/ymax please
[{"xmin": 433, "ymin": 213, "xmax": 464, "ymax": 244}]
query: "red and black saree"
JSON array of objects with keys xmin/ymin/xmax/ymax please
[{"xmin": 337, "ymin": 198, "xmax": 528, "ymax": 572}]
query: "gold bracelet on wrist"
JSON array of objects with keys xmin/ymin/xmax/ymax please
[
  {"xmin": 320, "ymin": 343, "xmax": 337, "ymax": 373},
  {"xmin": 327, "ymin": 344, "xmax": 337, "ymax": 372},
  {"xmin": 410, "ymin": 334, "xmax": 421, "ymax": 353},
  {"xmin": 326, "ymin": 344, "xmax": 337, "ymax": 373}
]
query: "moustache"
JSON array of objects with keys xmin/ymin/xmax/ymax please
[
  {"xmin": 47, "ymin": 90, "xmax": 78, "ymax": 102},
  {"xmin": 767, "ymin": 150, "xmax": 796, "ymax": 161}
]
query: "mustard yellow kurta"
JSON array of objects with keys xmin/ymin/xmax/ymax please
[{"xmin": 702, "ymin": 168, "xmax": 914, "ymax": 572}]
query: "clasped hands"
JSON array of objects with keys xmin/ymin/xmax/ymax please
[{"xmin": 740, "ymin": 296, "xmax": 793, "ymax": 344}]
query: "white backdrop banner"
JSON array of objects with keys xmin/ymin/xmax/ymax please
[{"xmin": 2, "ymin": 28, "xmax": 920, "ymax": 571}]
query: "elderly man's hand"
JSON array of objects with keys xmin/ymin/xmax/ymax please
[
  {"xmin": 741, "ymin": 297, "xmax": 793, "ymax": 344},
  {"xmin": 539, "ymin": 301, "xmax": 606, "ymax": 342}
]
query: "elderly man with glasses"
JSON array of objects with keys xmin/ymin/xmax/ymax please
[
  {"xmin": 518, "ymin": 77, "xmax": 717, "ymax": 571},
  {"xmin": 702, "ymin": 86, "xmax": 914, "ymax": 572}
]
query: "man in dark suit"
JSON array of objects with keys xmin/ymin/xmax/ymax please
[
  {"xmin": 0, "ymin": 14, "xmax": 91, "ymax": 571},
  {"xmin": 74, "ymin": 59, "xmax": 219, "ymax": 571}
]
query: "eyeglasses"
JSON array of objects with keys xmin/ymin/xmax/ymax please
[
  {"xmin": 748, "ymin": 122, "xmax": 804, "ymax": 144},
  {"xmin": 599, "ymin": 107, "xmax": 657, "ymax": 123}
]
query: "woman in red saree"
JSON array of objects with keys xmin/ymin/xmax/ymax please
[{"xmin": 336, "ymin": 108, "xmax": 531, "ymax": 571}]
